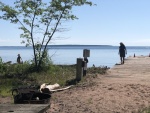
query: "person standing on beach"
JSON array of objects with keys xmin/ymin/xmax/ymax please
[
  {"xmin": 119, "ymin": 42, "xmax": 127, "ymax": 64},
  {"xmin": 17, "ymin": 54, "xmax": 23, "ymax": 64}
]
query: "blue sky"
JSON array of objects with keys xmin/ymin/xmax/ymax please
[{"xmin": 1, "ymin": 0, "xmax": 150, "ymax": 46}]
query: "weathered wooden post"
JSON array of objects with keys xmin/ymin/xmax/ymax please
[
  {"xmin": 76, "ymin": 58, "xmax": 83, "ymax": 81},
  {"xmin": 83, "ymin": 49, "xmax": 90, "ymax": 76}
]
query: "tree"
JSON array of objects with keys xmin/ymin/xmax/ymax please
[{"xmin": 0, "ymin": 0, "xmax": 93, "ymax": 71}]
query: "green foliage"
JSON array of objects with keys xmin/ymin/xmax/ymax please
[
  {"xmin": 0, "ymin": 61, "xmax": 108, "ymax": 97},
  {"xmin": 0, "ymin": 57, "xmax": 3, "ymax": 73},
  {"xmin": 35, "ymin": 48, "xmax": 53, "ymax": 71},
  {"xmin": 140, "ymin": 107, "xmax": 150, "ymax": 113},
  {"xmin": 29, "ymin": 65, "xmax": 76, "ymax": 86},
  {"xmin": 0, "ymin": 0, "xmax": 93, "ymax": 71},
  {"xmin": 87, "ymin": 66, "xmax": 108, "ymax": 74}
]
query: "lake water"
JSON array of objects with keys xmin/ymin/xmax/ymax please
[{"xmin": 0, "ymin": 45, "xmax": 150, "ymax": 68}]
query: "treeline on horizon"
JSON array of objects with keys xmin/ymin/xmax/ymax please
[
  {"xmin": 0, "ymin": 45, "xmax": 150, "ymax": 49},
  {"xmin": 0, "ymin": 45, "xmax": 112, "ymax": 49},
  {"xmin": 0, "ymin": 44, "xmax": 112, "ymax": 47}
]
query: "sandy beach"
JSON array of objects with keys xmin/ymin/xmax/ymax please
[
  {"xmin": 1, "ymin": 56, "xmax": 150, "ymax": 113},
  {"xmin": 48, "ymin": 56, "xmax": 150, "ymax": 113}
]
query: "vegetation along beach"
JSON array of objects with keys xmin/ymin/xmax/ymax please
[
  {"xmin": 1, "ymin": 56, "xmax": 150, "ymax": 113},
  {"xmin": 1, "ymin": 0, "xmax": 150, "ymax": 113}
]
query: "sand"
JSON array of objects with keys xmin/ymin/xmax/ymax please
[
  {"xmin": 1, "ymin": 56, "xmax": 150, "ymax": 113},
  {"xmin": 48, "ymin": 56, "xmax": 150, "ymax": 113}
]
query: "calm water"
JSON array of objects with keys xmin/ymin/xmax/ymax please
[{"xmin": 0, "ymin": 45, "xmax": 150, "ymax": 68}]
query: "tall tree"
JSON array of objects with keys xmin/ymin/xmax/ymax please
[{"xmin": 0, "ymin": 0, "xmax": 93, "ymax": 71}]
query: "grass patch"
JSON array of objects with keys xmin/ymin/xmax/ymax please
[
  {"xmin": 0, "ymin": 64, "xmax": 107, "ymax": 97},
  {"xmin": 140, "ymin": 107, "xmax": 150, "ymax": 113}
]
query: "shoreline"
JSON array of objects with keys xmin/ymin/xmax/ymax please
[{"xmin": 1, "ymin": 56, "xmax": 150, "ymax": 112}]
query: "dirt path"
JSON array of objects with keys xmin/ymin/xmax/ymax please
[{"xmin": 48, "ymin": 56, "xmax": 150, "ymax": 113}]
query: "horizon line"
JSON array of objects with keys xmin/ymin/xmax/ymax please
[{"xmin": 0, "ymin": 44, "xmax": 150, "ymax": 47}]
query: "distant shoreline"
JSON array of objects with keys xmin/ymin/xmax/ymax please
[
  {"xmin": 0, "ymin": 44, "xmax": 112, "ymax": 47},
  {"xmin": 0, "ymin": 45, "xmax": 150, "ymax": 50},
  {"xmin": 0, "ymin": 45, "xmax": 150, "ymax": 47}
]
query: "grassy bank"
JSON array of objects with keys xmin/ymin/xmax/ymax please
[{"xmin": 0, "ymin": 62, "xmax": 107, "ymax": 97}]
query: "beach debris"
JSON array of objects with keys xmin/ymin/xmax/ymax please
[
  {"xmin": 115, "ymin": 63, "xmax": 122, "ymax": 65},
  {"xmin": 40, "ymin": 83, "xmax": 73, "ymax": 93},
  {"xmin": 12, "ymin": 85, "xmax": 51, "ymax": 104}
]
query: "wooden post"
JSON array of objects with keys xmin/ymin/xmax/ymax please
[
  {"xmin": 76, "ymin": 58, "xmax": 83, "ymax": 81},
  {"xmin": 83, "ymin": 49, "xmax": 90, "ymax": 76}
]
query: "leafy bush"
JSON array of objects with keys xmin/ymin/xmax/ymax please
[{"xmin": 0, "ymin": 56, "xmax": 108, "ymax": 97}]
